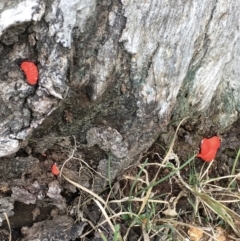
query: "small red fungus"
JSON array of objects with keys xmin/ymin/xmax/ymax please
[
  {"xmin": 197, "ymin": 136, "xmax": 221, "ymax": 162},
  {"xmin": 20, "ymin": 61, "xmax": 38, "ymax": 85},
  {"xmin": 51, "ymin": 163, "xmax": 60, "ymax": 176}
]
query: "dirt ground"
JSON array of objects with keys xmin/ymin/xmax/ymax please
[{"xmin": 1, "ymin": 118, "xmax": 240, "ymax": 241}]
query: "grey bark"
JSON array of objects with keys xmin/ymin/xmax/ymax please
[
  {"xmin": 0, "ymin": 0, "xmax": 239, "ymax": 218},
  {"xmin": 21, "ymin": 216, "xmax": 86, "ymax": 240}
]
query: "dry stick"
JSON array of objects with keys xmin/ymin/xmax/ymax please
[
  {"xmin": 87, "ymin": 211, "xmax": 218, "ymax": 241},
  {"xmin": 94, "ymin": 200, "xmax": 125, "ymax": 241},
  {"xmin": 60, "ymin": 136, "xmax": 107, "ymax": 180},
  {"xmin": 94, "ymin": 199, "xmax": 117, "ymax": 234},
  {"xmin": 80, "ymin": 211, "xmax": 142, "ymax": 239},
  {"xmin": 60, "ymin": 143, "xmax": 118, "ymax": 237},
  {"xmin": 72, "ymin": 156, "xmax": 107, "ymax": 179},
  {"xmin": 228, "ymin": 235, "xmax": 240, "ymax": 241},
  {"xmin": 199, "ymin": 160, "xmax": 214, "ymax": 182},
  {"xmin": 137, "ymin": 117, "xmax": 188, "ymax": 215},
  {"xmin": 155, "ymin": 218, "xmax": 218, "ymax": 241},
  {"xmin": 142, "ymin": 221, "xmax": 150, "ymax": 241},
  {"xmin": 124, "ymin": 117, "xmax": 188, "ymax": 240},
  {"xmin": 62, "ymin": 175, "xmax": 122, "ymax": 239},
  {"xmin": 60, "ymin": 136, "xmax": 77, "ymax": 177},
  {"xmin": 3, "ymin": 213, "xmax": 11, "ymax": 241},
  {"xmin": 174, "ymin": 151, "xmax": 240, "ymax": 237},
  {"xmin": 62, "ymin": 174, "xmax": 107, "ymax": 207},
  {"xmin": 203, "ymin": 174, "xmax": 238, "ymax": 185}
]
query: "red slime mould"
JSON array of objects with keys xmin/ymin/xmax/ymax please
[
  {"xmin": 197, "ymin": 136, "xmax": 221, "ymax": 162},
  {"xmin": 51, "ymin": 163, "xmax": 60, "ymax": 176},
  {"xmin": 20, "ymin": 61, "xmax": 38, "ymax": 85}
]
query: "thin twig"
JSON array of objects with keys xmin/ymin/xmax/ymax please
[
  {"xmin": 60, "ymin": 136, "xmax": 77, "ymax": 177},
  {"xmin": 3, "ymin": 213, "xmax": 11, "ymax": 241}
]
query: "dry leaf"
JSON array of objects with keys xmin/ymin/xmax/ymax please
[
  {"xmin": 215, "ymin": 227, "xmax": 226, "ymax": 241},
  {"xmin": 162, "ymin": 207, "xmax": 177, "ymax": 216},
  {"xmin": 188, "ymin": 227, "xmax": 203, "ymax": 241}
]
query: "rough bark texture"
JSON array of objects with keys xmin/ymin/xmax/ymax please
[{"xmin": 0, "ymin": 0, "xmax": 240, "ymax": 232}]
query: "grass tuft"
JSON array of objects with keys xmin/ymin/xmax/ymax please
[{"xmin": 61, "ymin": 119, "xmax": 240, "ymax": 240}]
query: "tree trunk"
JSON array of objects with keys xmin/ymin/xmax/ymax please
[{"xmin": 0, "ymin": 0, "xmax": 239, "ymax": 233}]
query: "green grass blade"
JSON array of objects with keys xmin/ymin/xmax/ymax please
[
  {"xmin": 113, "ymin": 224, "xmax": 120, "ymax": 241},
  {"xmin": 231, "ymin": 148, "xmax": 240, "ymax": 176},
  {"xmin": 229, "ymin": 148, "xmax": 240, "ymax": 189},
  {"xmin": 128, "ymin": 158, "xmax": 148, "ymax": 213},
  {"xmin": 99, "ymin": 230, "xmax": 108, "ymax": 241},
  {"xmin": 134, "ymin": 154, "xmax": 195, "ymax": 198}
]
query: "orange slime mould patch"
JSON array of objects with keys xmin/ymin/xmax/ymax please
[
  {"xmin": 21, "ymin": 61, "xmax": 38, "ymax": 85},
  {"xmin": 197, "ymin": 136, "xmax": 221, "ymax": 162}
]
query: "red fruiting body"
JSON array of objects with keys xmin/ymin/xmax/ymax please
[
  {"xmin": 51, "ymin": 163, "xmax": 60, "ymax": 176},
  {"xmin": 20, "ymin": 61, "xmax": 38, "ymax": 85},
  {"xmin": 197, "ymin": 136, "xmax": 221, "ymax": 162}
]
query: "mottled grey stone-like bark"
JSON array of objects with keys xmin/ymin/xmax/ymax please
[
  {"xmin": 0, "ymin": 0, "xmax": 239, "ymax": 189},
  {"xmin": 21, "ymin": 216, "xmax": 86, "ymax": 240}
]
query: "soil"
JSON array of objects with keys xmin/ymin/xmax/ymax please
[{"xmin": 1, "ymin": 118, "xmax": 240, "ymax": 241}]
